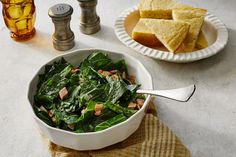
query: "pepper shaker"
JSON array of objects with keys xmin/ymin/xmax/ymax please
[
  {"xmin": 48, "ymin": 4, "xmax": 75, "ymax": 51},
  {"xmin": 77, "ymin": 0, "xmax": 100, "ymax": 34}
]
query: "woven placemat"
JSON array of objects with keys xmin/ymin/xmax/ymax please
[{"xmin": 44, "ymin": 101, "xmax": 190, "ymax": 157}]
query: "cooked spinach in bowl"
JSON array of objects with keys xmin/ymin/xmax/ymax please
[{"xmin": 34, "ymin": 51, "xmax": 145, "ymax": 133}]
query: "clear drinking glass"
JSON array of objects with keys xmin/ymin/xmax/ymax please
[{"xmin": 1, "ymin": 0, "xmax": 36, "ymax": 41}]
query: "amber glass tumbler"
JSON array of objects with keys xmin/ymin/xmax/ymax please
[{"xmin": 1, "ymin": 0, "xmax": 36, "ymax": 41}]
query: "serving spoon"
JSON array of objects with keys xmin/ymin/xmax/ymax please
[{"xmin": 137, "ymin": 84, "xmax": 196, "ymax": 102}]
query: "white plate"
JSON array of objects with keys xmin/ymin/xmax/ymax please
[{"xmin": 114, "ymin": 6, "xmax": 228, "ymax": 63}]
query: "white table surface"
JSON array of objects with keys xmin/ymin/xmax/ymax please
[{"xmin": 0, "ymin": 0, "xmax": 236, "ymax": 156}]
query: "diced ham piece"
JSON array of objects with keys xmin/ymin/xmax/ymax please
[
  {"xmin": 103, "ymin": 71, "xmax": 111, "ymax": 77},
  {"xmin": 128, "ymin": 75, "xmax": 136, "ymax": 84},
  {"xmin": 59, "ymin": 87, "xmax": 68, "ymax": 100},
  {"xmin": 71, "ymin": 68, "xmax": 80, "ymax": 73},
  {"xmin": 94, "ymin": 110, "xmax": 102, "ymax": 116},
  {"xmin": 68, "ymin": 124, "xmax": 75, "ymax": 130},
  {"xmin": 112, "ymin": 74, "xmax": 118, "ymax": 81},
  {"xmin": 98, "ymin": 70, "xmax": 103, "ymax": 74},
  {"xmin": 128, "ymin": 102, "xmax": 137, "ymax": 109},
  {"xmin": 48, "ymin": 110, "xmax": 54, "ymax": 117},
  {"xmin": 98, "ymin": 70, "xmax": 111, "ymax": 77},
  {"xmin": 94, "ymin": 103, "xmax": 103, "ymax": 116},
  {"xmin": 136, "ymin": 99, "xmax": 145, "ymax": 109},
  {"xmin": 110, "ymin": 70, "xmax": 117, "ymax": 74}
]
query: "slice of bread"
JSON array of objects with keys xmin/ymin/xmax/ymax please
[
  {"xmin": 132, "ymin": 19, "xmax": 207, "ymax": 49},
  {"xmin": 196, "ymin": 31, "xmax": 208, "ymax": 49},
  {"xmin": 139, "ymin": 0, "xmax": 191, "ymax": 19},
  {"xmin": 132, "ymin": 21, "xmax": 207, "ymax": 49},
  {"xmin": 142, "ymin": 18, "xmax": 189, "ymax": 52},
  {"xmin": 132, "ymin": 19, "xmax": 162, "ymax": 46},
  {"xmin": 173, "ymin": 8, "xmax": 207, "ymax": 52}
]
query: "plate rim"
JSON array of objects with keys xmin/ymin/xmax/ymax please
[{"xmin": 114, "ymin": 6, "xmax": 228, "ymax": 63}]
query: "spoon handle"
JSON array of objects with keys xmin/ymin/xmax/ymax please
[{"xmin": 137, "ymin": 84, "xmax": 196, "ymax": 102}]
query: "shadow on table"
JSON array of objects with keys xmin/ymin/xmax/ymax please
[
  {"xmin": 87, "ymin": 24, "xmax": 122, "ymax": 45},
  {"xmin": 156, "ymin": 102, "xmax": 236, "ymax": 157},
  {"xmin": 23, "ymin": 30, "xmax": 53, "ymax": 53},
  {"xmin": 21, "ymin": 30, "xmax": 93, "ymax": 54},
  {"xmin": 152, "ymin": 28, "xmax": 236, "ymax": 83},
  {"xmin": 153, "ymin": 28, "xmax": 236, "ymax": 156}
]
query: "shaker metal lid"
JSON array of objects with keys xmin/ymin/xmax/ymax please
[{"xmin": 48, "ymin": 3, "xmax": 73, "ymax": 18}]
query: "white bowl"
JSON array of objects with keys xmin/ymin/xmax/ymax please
[
  {"xmin": 27, "ymin": 48, "xmax": 153, "ymax": 150},
  {"xmin": 115, "ymin": 6, "xmax": 228, "ymax": 63}
]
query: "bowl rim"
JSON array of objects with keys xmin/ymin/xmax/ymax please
[
  {"xmin": 114, "ymin": 6, "xmax": 229, "ymax": 63},
  {"xmin": 27, "ymin": 48, "xmax": 154, "ymax": 136}
]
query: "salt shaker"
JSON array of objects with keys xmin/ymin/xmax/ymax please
[
  {"xmin": 48, "ymin": 4, "xmax": 75, "ymax": 51},
  {"xmin": 77, "ymin": 0, "xmax": 100, "ymax": 34}
]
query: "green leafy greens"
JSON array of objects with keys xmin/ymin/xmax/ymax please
[{"xmin": 34, "ymin": 51, "xmax": 145, "ymax": 133}]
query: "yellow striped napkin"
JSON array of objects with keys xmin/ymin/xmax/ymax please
[{"xmin": 46, "ymin": 101, "xmax": 190, "ymax": 157}]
